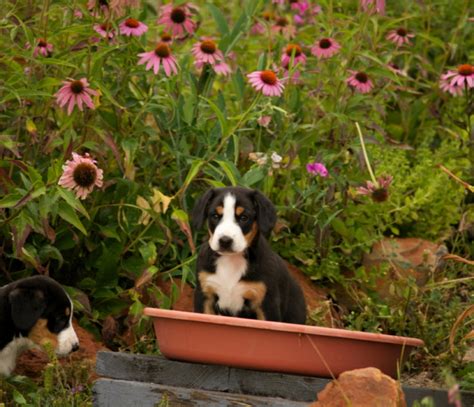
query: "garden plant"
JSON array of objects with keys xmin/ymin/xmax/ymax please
[{"xmin": 0, "ymin": 0, "xmax": 473, "ymax": 404}]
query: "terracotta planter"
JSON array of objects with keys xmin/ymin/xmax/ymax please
[{"xmin": 144, "ymin": 308, "xmax": 423, "ymax": 378}]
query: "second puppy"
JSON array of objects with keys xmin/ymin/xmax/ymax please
[{"xmin": 192, "ymin": 187, "xmax": 306, "ymax": 324}]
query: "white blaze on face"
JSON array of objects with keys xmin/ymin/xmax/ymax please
[
  {"xmin": 209, "ymin": 193, "xmax": 248, "ymax": 253},
  {"xmin": 56, "ymin": 298, "xmax": 79, "ymax": 356}
]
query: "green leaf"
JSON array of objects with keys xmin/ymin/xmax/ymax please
[
  {"xmin": 12, "ymin": 389, "xmax": 27, "ymax": 404},
  {"xmin": 57, "ymin": 187, "xmax": 90, "ymax": 220},
  {"xmin": 200, "ymin": 96, "xmax": 228, "ymax": 137},
  {"xmin": 207, "ymin": 4, "xmax": 229, "ymax": 36},
  {"xmin": 0, "ymin": 192, "xmax": 23, "ymax": 208},
  {"xmin": 241, "ymin": 167, "xmax": 265, "ymax": 187},
  {"xmin": 139, "ymin": 242, "xmax": 157, "ymax": 265},
  {"xmin": 57, "ymin": 201, "xmax": 88, "ymax": 235},
  {"xmin": 183, "ymin": 160, "xmax": 204, "ymax": 188},
  {"xmin": 214, "ymin": 160, "xmax": 240, "ymax": 186}
]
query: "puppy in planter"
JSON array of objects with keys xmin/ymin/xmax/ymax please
[
  {"xmin": 0, "ymin": 275, "xmax": 80, "ymax": 376},
  {"xmin": 192, "ymin": 187, "xmax": 306, "ymax": 324}
]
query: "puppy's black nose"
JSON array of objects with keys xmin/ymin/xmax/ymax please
[
  {"xmin": 72, "ymin": 343, "xmax": 80, "ymax": 352},
  {"xmin": 218, "ymin": 236, "xmax": 233, "ymax": 250}
]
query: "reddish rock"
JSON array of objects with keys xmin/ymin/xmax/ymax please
[
  {"xmin": 14, "ymin": 321, "xmax": 106, "ymax": 381},
  {"xmin": 363, "ymin": 238, "xmax": 447, "ymax": 299},
  {"xmin": 311, "ymin": 367, "xmax": 406, "ymax": 407}
]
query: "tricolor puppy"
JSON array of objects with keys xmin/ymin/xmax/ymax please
[
  {"xmin": 192, "ymin": 187, "xmax": 306, "ymax": 324},
  {"xmin": 0, "ymin": 275, "xmax": 79, "ymax": 376}
]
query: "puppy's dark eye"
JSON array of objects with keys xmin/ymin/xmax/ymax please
[
  {"xmin": 239, "ymin": 215, "xmax": 249, "ymax": 223},
  {"xmin": 211, "ymin": 213, "xmax": 221, "ymax": 220}
]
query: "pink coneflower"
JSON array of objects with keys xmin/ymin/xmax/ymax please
[
  {"xmin": 192, "ymin": 39, "xmax": 231, "ymax": 76},
  {"xmin": 281, "ymin": 43, "xmax": 306, "ymax": 67},
  {"xmin": 386, "ymin": 28, "xmax": 414, "ymax": 47},
  {"xmin": 294, "ymin": 3, "xmax": 321, "ymax": 25},
  {"xmin": 360, "ymin": 0, "xmax": 385, "ymax": 14},
  {"xmin": 137, "ymin": 42, "xmax": 178, "ymax": 77},
  {"xmin": 272, "ymin": 16, "xmax": 296, "ymax": 38},
  {"xmin": 290, "ymin": 0, "xmax": 310, "ymax": 14},
  {"xmin": 93, "ymin": 22, "xmax": 115, "ymax": 39},
  {"xmin": 306, "ymin": 162, "xmax": 328, "ymax": 177},
  {"xmin": 31, "ymin": 39, "xmax": 53, "ymax": 57},
  {"xmin": 58, "ymin": 153, "xmax": 103, "ymax": 200},
  {"xmin": 258, "ymin": 115, "xmax": 272, "ymax": 127},
  {"xmin": 357, "ymin": 175, "xmax": 393, "ymax": 202},
  {"xmin": 55, "ymin": 78, "xmax": 98, "ymax": 115},
  {"xmin": 157, "ymin": 3, "xmax": 197, "ymax": 38},
  {"xmin": 311, "ymin": 38, "xmax": 341, "ymax": 59},
  {"xmin": 439, "ymin": 76, "xmax": 464, "ymax": 96},
  {"xmin": 442, "ymin": 64, "xmax": 474, "ymax": 89},
  {"xmin": 119, "ymin": 18, "xmax": 148, "ymax": 36},
  {"xmin": 88, "ymin": 0, "xmax": 110, "ymax": 15},
  {"xmin": 347, "ymin": 71, "xmax": 374, "ymax": 93},
  {"xmin": 247, "ymin": 70, "xmax": 285, "ymax": 97}
]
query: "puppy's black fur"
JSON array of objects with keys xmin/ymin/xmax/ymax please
[{"xmin": 192, "ymin": 187, "xmax": 306, "ymax": 324}]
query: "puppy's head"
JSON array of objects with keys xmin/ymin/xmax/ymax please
[
  {"xmin": 8, "ymin": 276, "xmax": 79, "ymax": 356},
  {"xmin": 192, "ymin": 187, "xmax": 277, "ymax": 254}
]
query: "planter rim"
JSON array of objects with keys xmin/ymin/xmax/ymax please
[{"xmin": 143, "ymin": 308, "xmax": 424, "ymax": 347}]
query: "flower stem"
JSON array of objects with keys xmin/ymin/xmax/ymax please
[{"xmin": 355, "ymin": 122, "xmax": 378, "ymax": 187}]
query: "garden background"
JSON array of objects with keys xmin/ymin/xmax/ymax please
[{"xmin": 0, "ymin": 0, "xmax": 473, "ymax": 404}]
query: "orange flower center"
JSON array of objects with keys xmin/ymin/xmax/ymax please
[
  {"xmin": 355, "ymin": 72, "xmax": 368, "ymax": 83},
  {"xmin": 285, "ymin": 44, "xmax": 302, "ymax": 57},
  {"xmin": 260, "ymin": 70, "xmax": 277, "ymax": 85},
  {"xmin": 125, "ymin": 18, "xmax": 140, "ymax": 28},
  {"xmin": 155, "ymin": 42, "xmax": 171, "ymax": 58},
  {"xmin": 262, "ymin": 11, "xmax": 273, "ymax": 21},
  {"xmin": 200, "ymin": 40, "xmax": 217, "ymax": 54},
  {"xmin": 37, "ymin": 39, "xmax": 47, "ymax": 47},
  {"xmin": 275, "ymin": 17, "xmax": 288, "ymax": 27},
  {"xmin": 396, "ymin": 28, "xmax": 407, "ymax": 37},
  {"xmin": 100, "ymin": 22, "xmax": 113, "ymax": 31},
  {"xmin": 73, "ymin": 162, "xmax": 97, "ymax": 187},
  {"xmin": 170, "ymin": 7, "xmax": 186, "ymax": 24},
  {"xmin": 457, "ymin": 64, "xmax": 473, "ymax": 76},
  {"xmin": 70, "ymin": 80, "xmax": 84, "ymax": 94},
  {"xmin": 319, "ymin": 38, "xmax": 332, "ymax": 49},
  {"xmin": 161, "ymin": 32, "xmax": 172, "ymax": 42}
]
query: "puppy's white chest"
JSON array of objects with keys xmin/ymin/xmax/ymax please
[{"xmin": 208, "ymin": 255, "xmax": 248, "ymax": 314}]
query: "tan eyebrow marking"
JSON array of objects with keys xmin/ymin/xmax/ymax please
[
  {"xmin": 65, "ymin": 307, "xmax": 71, "ymax": 317},
  {"xmin": 244, "ymin": 222, "xmax": 258, "ymax": 245},
  {"xmin": 216, "ymin": 206, "xmax": 224, "ymax": 215},
  {"xmin": 235, "ymin": 206, "xmax": 245, "ymax": 216}
]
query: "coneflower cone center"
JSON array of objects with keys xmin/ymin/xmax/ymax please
[
  {"xmin": 260, "ymin": 70, "xmax": 277, "ymax": 85},
  {"xmin": 125, "ymin": 18, "xmax": 140, "ymax": 28},
  {"xmin": 38, "ymin": 39, "xmax": 47, "ymax": 47},
  {"xmin": 371, "ymin": 188, "xmax": 389, "ymax": 202},
  {"xmin": 319, "ymin": 38, "xmax": 332, "ymax": 49},
  {"xmin": 355, "ymin": 72, "xmax": 368, "ymax": 83},
  {"xmin": 396, "ymin": 28, "xmax": 407, "ymax": 37},
  {"xmin": 276, "ymin": 17, "xmax": 288, "ymax": 27},
  {"xmin": 100, "ymin": 22, "xmax": 113, "ymax": 31},
  {"xmin": 170, "ymin": 7, "xmax": 186, "ymax": 24},
  {"xmin": 200, "ymin": 40, "xmax": 217, "ymax": 54},
  {"xmin": 286, "ymin": 44, "xmax": 302, "ymax": 57},
  {"xmin": 161, "ymin": 33, "xmax": 172, "ymax": 42},
  {"xmin": 155, "ymin": 43, "xmax": 171, "ymax": 58},
  {"xmin": 458, "ymin": 64, "xmax": 473, "ymax": 76},
  {"xmin": 262, "ymin": 11, "xmax": 273, "ymax": 21},
  {"xmin": 70, "ymin": 80, "xmax": 84, "ymax": 94},
  {"xmin": 73, "ymin": 163, "xmax": 97, "ymax": 187},
  {"xmin": 98, "ymin": 0, "xmax": 108, "ymax": 6}
]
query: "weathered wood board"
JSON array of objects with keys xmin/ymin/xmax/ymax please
[
  {"xmin": 95, "ymin": 351, "xmax": 474, "ymax": 407},
  {"xmin": 94, "ymin": 379, "xmax": 308, "ymax": 407}
]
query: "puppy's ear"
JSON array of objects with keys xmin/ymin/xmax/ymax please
[
  {"xmin": 191, "ymin": 189, "xmax": 215, "ymax": 231},
  {"xmin": 9, "ymin": 288, "xmax": 46, "ymax": 331},
  {"xmin": 253, "ymin": 190, "xmax": 277, "ymax": 237}
]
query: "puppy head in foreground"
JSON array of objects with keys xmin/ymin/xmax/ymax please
[
  {"xmin": 0, "ymin": 276, "xmax": 79, "ymax": 376},
  {"xmin": 192, "ymin": 187, "xmax": 277, "ymax": 253}
]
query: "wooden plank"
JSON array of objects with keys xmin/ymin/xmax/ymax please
[
  {"xmin": 95, "ymin": 352, "xmax": 474, "ymax": 406},
  {"xmin": 96, "ymin": 351, "xmax": 327, "ymax": 402},
  {"xmin": 93, "ymin": 378, "xmax": 308, "ymax": 407}
]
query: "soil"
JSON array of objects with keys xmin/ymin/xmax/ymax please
[{"xmin": 14, "ymin": 321, "xmax": 106, "ymax": 382}]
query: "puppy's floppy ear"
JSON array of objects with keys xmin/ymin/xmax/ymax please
[
  {"xmin": 253, "ymin": 190, "xmax": 277, "ymax": 238},
  {"xmin": 191, "ymin": 189, "xmax": 215, "ymax": 231},
  {"xmin": 9, "ymin": 288, "xmax": 46, "ymax": 331}
]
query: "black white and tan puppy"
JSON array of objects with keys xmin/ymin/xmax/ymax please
[
  {"xmin": 192, "ymin": 187, "xmax": 307, "ymax": 324},
  {"xmin": 0, "ymin": 275, "xmax": 79, "ymax": 376}
]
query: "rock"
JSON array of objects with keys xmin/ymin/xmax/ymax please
[
  {"xmin": 311, "ymin": 367, "xmax": 406, "ymax": 407},
  {"xmin": 363, "ymin": 238, "xmax": 447, "ymax": 300}
]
